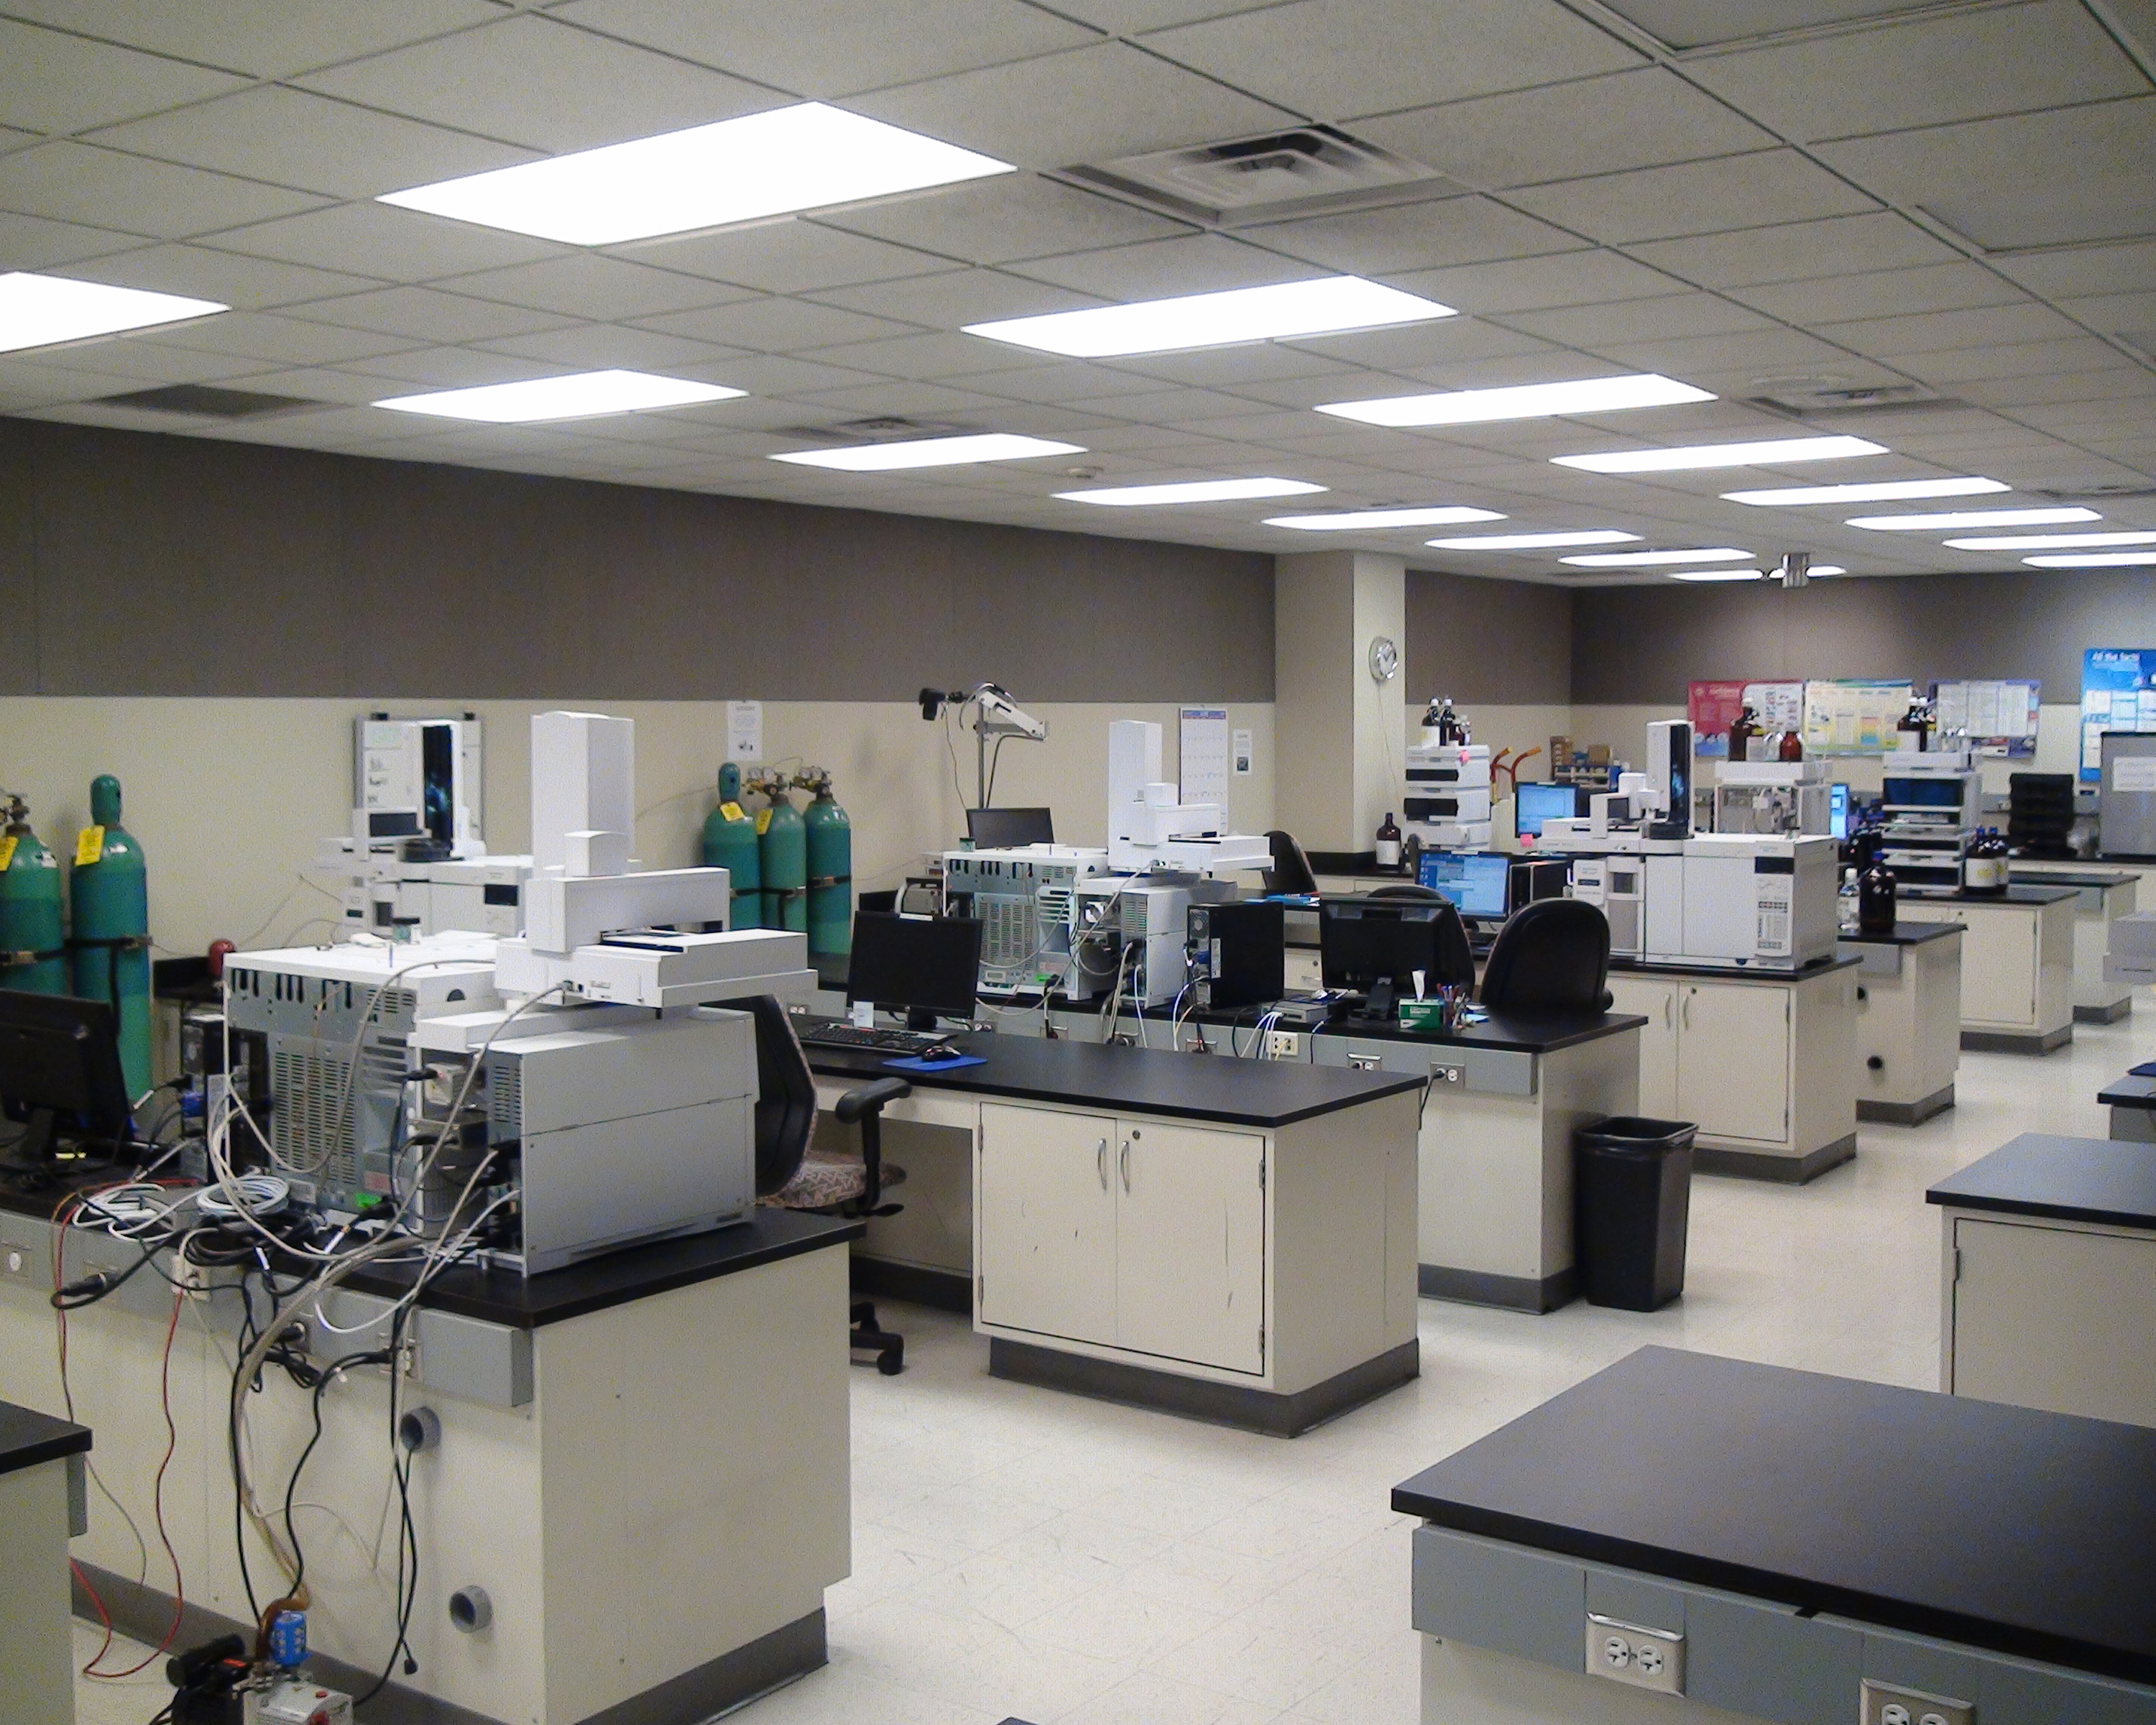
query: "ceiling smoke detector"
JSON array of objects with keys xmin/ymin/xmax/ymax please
[{"xmin": 1066, "ymin": 125, "xmax": 1449, "ymax": 226}]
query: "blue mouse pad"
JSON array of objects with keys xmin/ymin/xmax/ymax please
[
  {"xmin": 885, "ymin": 1053, "xmax": 987, "ymax": 1073},
  {"xmin": 2132, "ymin": 1061, "xmax": 2156, "ymax": 1078}
]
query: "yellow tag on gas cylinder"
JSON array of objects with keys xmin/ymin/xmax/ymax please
[
  {"xmin": 0, "ymin": 836, "xmax": 16, "ymax": 871},
  {"xmin": 755, "ymin": 809, "xmax": 773, "ymax": 835},
  {"xmin": 74, "ymin": 826, "xmax": 104, "ymax": 866},
  {"xmin": 720, "ymin": 801, "xmax": 745, "ymax": 822}
]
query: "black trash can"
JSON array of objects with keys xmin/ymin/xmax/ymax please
[{"xmin": 1574, "ymin": 1116, "xmax": 1695, "ymax": 1311}]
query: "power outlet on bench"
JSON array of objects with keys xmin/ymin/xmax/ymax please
[
  {"xmin": 1586, "ymin": 1613, "xmax": 1684, "ymax": 1696},
  {"xmin": 1861, "ymin": 1679, "xmax": 1973, "ymax": 1725},
  {"xmin": 1262, "ymin": 1029, "xmax": 1302, "ymax": 1060}
]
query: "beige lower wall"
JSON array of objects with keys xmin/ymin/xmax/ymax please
[{"xmin": 0, "ymin": 697, "xmax": 1274, "ymax": 957}]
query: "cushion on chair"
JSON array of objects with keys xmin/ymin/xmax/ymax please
[{"xmin": 766, "ymin": 1152, "xmax": 908, "ymax": 1211}]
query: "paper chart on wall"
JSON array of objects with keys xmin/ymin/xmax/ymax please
[
  {"xmin": 2081, "ymin": 649, "xmax": 2156, "ymax": 781},
  {"xmin": 1179, "ymin": 707, "xmax": 1230, "ymax": 809},
  {"xmin": 1934, "ymin": 679, "xmax": 2039, "ymax": 757},
  {"xmin": 1800, "ymin": 680, "xmax": 1913, "ymax": 755}
]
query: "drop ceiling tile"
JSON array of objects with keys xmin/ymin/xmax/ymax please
[
  {"xmin": 0, "ymin": 1, "xmax": 505, "ymax": 79},
  {"xmin": 1814, "ymin": 300, "xmax": 2082, "ymax": 356},
  {"xmin": 299, "ymin": 15, "xmax": 780, "ymax": 153},
  {"xmin": 816, "ymin": 173, "xmax": 1194, "ymax": 264},
  {"xmin": 809, "ymin": 267, "xmax": 1105, "ymax": 328},
  {"xmin": 0, "ymin": 210, "xmax": 147, "ymax": 268},
  {"xmin": 186, "ymin": 364, "xmax": 430, "ymax": 405},
  {"xmin": 1381, "ymin": 249, "xmax": 1690, "ymax": 316},
  {"xmin": 144, "ymin": 312, "xmax": 424, "ymax": 365},
  {"xmin": 1626, "ymin": 212, "xmax": 1961, "ymax": 290},
  {"xmin": 1686, "ymin": 1, "xmax": 2150, "ymax": 145},
  {"xmin": 796, "ymin": 330, "xmax": 1022, "ymax": 380},
  {"xmin": 675, "ymin": 354, "xmax": 902, "ymax": 395},
  {"xmin": 1591, "ymin": 324, "xmax": 1859, "ymax": 374},
  {"xmin": 207, "ymin": 202, "xmax": 568, "ymax": 280},
  {"xmin": 1891, "ymin": 336, "xmax": 2139, "ymax": 383},
  {"xmin": 1511, "ymin": 150, "xmax": 1880, "ymax": 244},
  {"xmin": 1110, "ymin": 345, "xmax": 1362, "ymax": 387},
  {"xmin": 619, "ymin": 220, "xmax": 955, "ymax": 295},
  {"xmin": 343, "ymin": 346, "xmax": 577, "ymax": 387},
  {"xmin": 2059, "ymin": 291, "xmax": 2156, "ymax": 334},
  {"xmin": 471, "ymin": 323, "xmax": 742, "ymax": 370},
  {"xmin": 60, "ymin": 243, "xmax": 377, "ymax": 310},
  {"xmin": 634, "ymin": 297, "xmax": 922, "ymax": 349},
  {"xmin": 1143, "ymin": 0, "xmax": 1640, "ymax": 118},
  {"xmin": 1815, "ymin": 98, "xmax": 2156, "ymax": 249},
  {"xmin": 1499, "ymin": 292, "xmax": 1777, "ymax": 346},
  {"xmin": 1246, "ymin": 196, "xmax": 1583, "ymax": 276},
  {"xmin": 778, "ymin": 380, "xmax": 1037, "ymax": 420},
  {"xmin": 288, "ymin": 286, "xmax": 572, "ymax": 343},
  {"xmin": 1083, "ymin": 385, "xmax": 1276, "ymax": 422},
  {"xmin": 1731, "ymin": 261, "xmax": 2027, "ymax": 323},
  {"xmin": 1358, "ymin": 68, "xmax": 1772, "ymax": 192},
  {"xmin": 1010, "ymin": 233, "xmax": 1319, "ymax": 300},
  {"xmin": 555, "ymin": 0, "xmax": 1096, "ymax": 97},
  {"xmin": 442, "ymin": 254, "xmax": 757, "ymax": 320},
  {"xmin": 842, "ymin": 42, "xmax": 1296, "ymax": 171},
  {"xmin": 941, "ymin": 361, "xmax": 1169, "ymax": 402},
  {"xmin": 87, "ymin": 88, "xmax": 541, "ymax": 201},
  {"xmin": 1993, "ymin": 239, "xmax": 2156, "ymax": 300},
  {"xmin": 1385, "ymin": 351, "xmax": 1628, "ymax": 390},
  {"xmin": 1289, "ymin": 319, "xmax": 1555, "ymax": 368},
  {"xmin": 2, "ymin": 336, "xmax": 266, "ymax": 385},
  {"xmin": 0, "ymin": 143, "xmax": 329, "ymax": 239},
  {"xmin": 0, "ymin": 19, "xmax": 248, "ymax": 134}
]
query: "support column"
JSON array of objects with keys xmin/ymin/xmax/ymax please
[{"xmin": 1273, "ymin": 551, "xmax": 1406, "ymax": 856}]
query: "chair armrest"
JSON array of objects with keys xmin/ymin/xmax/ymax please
[{"xmin": 834, "ymin": 1077, "xmax": 912, "ymax": 1124}]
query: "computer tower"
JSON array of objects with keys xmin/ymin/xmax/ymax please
[{"xmin": 1189, "ymin": 901, "xmax": 1285, "ymax": 1010}]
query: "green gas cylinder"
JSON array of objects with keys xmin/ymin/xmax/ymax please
[
  {"xmin": 70, "ymin": 775, "xmax": 152, "ymax": 1098},
  {"xmin": 800, "ymin": 770, "xmax": 852, "ymax": 959},
  {"xmin": 0, "ymin": 796, "xmax": 68, "ymax": 995},
  {"xmin": 700, "ymin": 762, "xmax": 763, "ymax": 930},
  {"xmin": 757, "ymin": 781, "xmax": 807, "ymax": 936}
]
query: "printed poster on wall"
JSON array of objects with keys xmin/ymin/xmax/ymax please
[
  {"xmin": 1934, "ymin": 679, "xmax": 2040, "ymax": 758},
  {"xmin": 1179, "ymin": 707, "xmax": 1231, "ymax": 809},
  {"xmin": 1801, "ymin": 680, "xmax": 1915, "ymax": 755},
  {"xmin": 2081, "ymin": 648, "xmax": 2156, "ymax": 783},
  {"xmin": 1688, "ymin": 680, "xmax": 1805, "ymax": 756}
]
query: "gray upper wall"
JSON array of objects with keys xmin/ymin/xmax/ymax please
[
  {"xmin": 1405, "ymin": 569, "xmax": 1574, "ymax": 705},
  {"xmin": 0, "ymin": 417, "xmax": 1275, "ymax": 703},
  {"xmin": 1571, "ymin": 570, "xmax": 2156, "ymax": 705}
]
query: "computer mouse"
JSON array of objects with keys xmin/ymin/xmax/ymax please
[{"xmin": 918, "ymin": 1044, "xmax": 965, "ymax": 1062}]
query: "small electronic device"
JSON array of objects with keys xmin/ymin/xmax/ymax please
[
  {"xmin": 1515, "ymin": 781, "xmax": 1585, "ymax": 840},
  {"xmin": 1416, "ymin": 851, "xmax": 1511, "ymax": 920},
  {"xmin": 1319, "ymin": 897, "xmax": 1470, "ymax": 1018},
  {"xmin": 1511, "ymin": 857, "xmax": 1572, "ymax": 908},
  {"xmin": 0, "ymin": 989, "xmax": 135, "ymax": 1179},
  {"xmin": 1646, "ymin": 719, "xmax": 1693, "ymax": 840},
  {"xmin": 847, "ymin": 913, "xmax": 983, "ymax": 1031},
  {"xmin": 965, "ymin": 806, "xmax": 1055, "ymax": 847},
  {"xmin": 1829, "ymin": 782, "xmax": 1851, "ymax": 841},
  {"xmin": 1187, "ymin": 901, "xmax": 1285, "ymax": 1011}
]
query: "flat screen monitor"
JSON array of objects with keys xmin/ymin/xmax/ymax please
[
  {"xmin": 1416, "ymin": 851, "xmax": 1511, "ymax": 919},
  {"xmin": 846, "ymin": 913, "xmax": 983, "ymax": 1029},
  {"xmin": 1319, "ymin": 899, "xmax": 1447, "ymax": 993},
  {"xmin": 1515, "ymin": 781, "xmax": 1582, "ymax": 840},
  {"xmin": 965, "ymin": 806, "xmax": 1054, "ymax": 847},
  {"xmin": 1829, "ymin": 782, "xmax": 1851, "ymax": 841},
  {"xmin": 0, "ymin": 990, "xmax": 132, "ymax": 1177}
]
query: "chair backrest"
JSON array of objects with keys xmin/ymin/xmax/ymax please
[
  {"xmin": 718, "ymin": 995, "xmax": 818, "ymax": 1196},
  {"xmin": 1478, "ymin": 898, "xmax": 1611, "ymax": 1013},
  {"xmin": 1264, "ymin": 829, "xmax": 1318, "ymax": 896}
]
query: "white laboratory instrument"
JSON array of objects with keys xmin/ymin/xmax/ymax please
[
  {"xmin": 1069, "ymin": 877, "xmax": 1189, "ymax": 1006},
  {"xmin": 941, "ymin": 845, "xmax": 1114, "ymax": 998},
  {"xmin": 1713, "ymin": 759, "xmax": 1834, "ymax": 837},
  {"xmin": 1567, "ymin": 834, "xmax": 1839, "ymax": 970},
  {"xmin": 1878, "ymin": 748, "xmax": 1980, "ymax": 894},
  {"xmin": 1403, "ymin": 741, "xmax": 1493, "ymax": 849},
  {"xmin": 1105, "ymin": 719, "xmax": 1271, "ymax": 873}
]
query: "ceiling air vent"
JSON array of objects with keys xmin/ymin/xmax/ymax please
[
  {"xmin": 92, "ymin": 384, "xmax": 325, "ymax": 420},
  {"xmin": 776, "ymin": 415, "xmax": 970, "ymax": 442},
  {"xmin": 1065, "ymin": 126, "xmax": 1450, "ymax": 226},
  {"xmin": 1741, "ymin": 379, "xmax": 1955, "ymax": 417},
  {"xmin": 2030, "ymin": 482, "xmax": 2156, "ymax": 502}
]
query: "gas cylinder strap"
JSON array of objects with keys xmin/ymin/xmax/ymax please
[
  {"xmin": 806, "ymin": 874, "xmax": 854, "ymax": 888},
  {"xmin": 65, "ymin": 934, "xmax": 152, "ymax": 950},
  {"xmin": 1, "ymin": 947, "xmax": 67, "ymax": 965}
]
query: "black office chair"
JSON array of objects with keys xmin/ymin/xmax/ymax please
[
  {"xmin": 1264, "ymin": 829, "xmax": 1318, "ymax": 896},
  {"xmin": 1365, "ymin": 888, "xmax": 1478, "ymax": 992},
  {"xmin": 1478, "ymin": 898, "xmax": 1612, "ymax": 1013},
  {"xmin": 727, "ymin": 995, "xmax": 912, "ymax": 1374}
]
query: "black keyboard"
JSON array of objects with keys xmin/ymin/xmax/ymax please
[{"xmin": 795, "ymin": 1018, "xmax": 952, "ymax": 1056}]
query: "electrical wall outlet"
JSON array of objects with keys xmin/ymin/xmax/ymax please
[
  {"xmin": 1861, "ymin": 1679, "xmax": 1973, "ymax": 1725},
  {"xmin": 1586, "ymin": 1613, "xmax": 1684, "ymax": 1696},
  {"xmin": 1, "ymin": 1243, "xmax": 29, "ymax": 1282},
  {"xmin": 1263, "ymin": 1029, "xmax": 1302, "ymax": 1060},
  {"xmin": 1431, "ymin": 1063, "xmax": 1463, "ymax": 1085}
]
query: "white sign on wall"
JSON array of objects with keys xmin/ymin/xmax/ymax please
[
  {"xmin": 1179, "ymin": 707, "xmax": 1230, "ymax": 808},
  {"xmin": 726, "ymin": 700, "xmax": 763, "ymax": 763}
]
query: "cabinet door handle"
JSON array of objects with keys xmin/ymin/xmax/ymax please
[
  {"xmin": 1663, "ymin": 994, "xmax": 1674, "ymax": 1030},
  {"xmin": 1680, "ymin": 990, "xmax": 1692, "ymax": 1030},
  {"xmin": 1119, "ymin": 1138, "xmax": 1130, "ymax": 1192},
  {"xmin": 1097, "ymin": 1137, "xmax": 1108, "ymax": 1189}
]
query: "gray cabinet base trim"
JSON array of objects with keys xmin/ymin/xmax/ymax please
[
  {"xmin": 1962, "ymin": 1025, "xmax": 2073, "ymax": 1053},
  {"xmin": 849, "ymin": 1254, "xmax": 971, "ymax": 1314},
  {"xmin": 2077, "ymin": 999, "xmax": 2133, "ymax": 1024},
  {"xmin": 73, "ymin": 1563, "xmax": 824, "ymax": 1725},
  {"xmin": 1418, "ymin": 1263, "xmax": 1575, "ymax": 1314},
  {"xmin": 1857, "ymin": 1085, "xmax": 1955, "ymax": 1126},
  {"xmin": 989, "ymin": 1338, "xmax": 1418, "ymax": 1438},
  {"xmin": 1696, "ymin": 1133, "xmax": 1856, "ymax": 1184}
]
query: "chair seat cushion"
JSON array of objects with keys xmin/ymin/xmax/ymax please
[{"xmin": 766, "ymin": 1151, "xmax": 908, "ymax": 1211}]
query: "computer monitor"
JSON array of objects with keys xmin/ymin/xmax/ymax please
[
  {"xmin": 1416, "ymin": 851, "xmax": 1511, "ymax": 920},
  {"xmin": 1319, "ymin": 899, "xmax": 1455, "ymax": 997},
  {"xmin": 965, "ymin": 806, "xmax": 1054, "ymax": 847},
  {"xmin": 1829, "ymin": 782, "xmax": 1851, "ymax": 842},
  {"xmin": 0, "ymin": 990, "xmax": 134, "ymax": 1179},
  {"xmin": 1515, "ymin": 781, "xmax": 1583, "ymax": 840},
  {"xmin": 846, "ymin": 913, "xmax": 983, "ymax": 1031}
]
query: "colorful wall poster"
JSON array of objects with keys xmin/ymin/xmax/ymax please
[{"xmin": 2081, "ymin": 649, "xmax": 2156, "ymax": 783}]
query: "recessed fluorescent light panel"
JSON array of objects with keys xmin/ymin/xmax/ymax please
[
  {"xmin": 1265, "ymin": 506, "xmax": 1503, "ymax": 530},
  {"xmin": 965, "ymin": 278, "xmax": 1452, "ymax": 358},
  {"xmin": 1945, "ymin": 530, "xmax": 2156, "ymax": 551},
  {"xmin": 1561, "ymin": 547, "xmax": 1752, "ymax": 567},
  {"xmin": 379, "ymin": 103, "xmax": 1013, "ymax": 245},
  {"xmin": 1723, "ymin": 477, "xmax": 2007, "ymax": 506},
  {"xmin": 1810, "ymin": 566, "xmax": 1846, "ymax": 576},
  {"xmin": 771, "ymin": 433, "xmax": 1082, "ymax": 471},
  {"xmin": 1667, "ymin": 568, "xmax": 1766, "ymax": 582},
  {"xmin": 1846, "ymin": 507, "xmax": 2101, "ymax": 531},
  {"xmin": 1317, "ymin": 374, "xmax": 1712, "ymax": 428},
  {"xmin": 2023, "ymin": 551, "xmax": 2156, "ymax": 567},
  {"xmin": 1424, "ymin": 530, "xmax": 1640, "ymax": 550},
  {"xmin": 0, "ymin": 270, "xmax": 226, "ymax": 354},
  {"xmin": 1059, "ymin": 477, "xmax": 1325, "ymax": 506},
  {"xmin": 374, "ymin": 369, "xmax": 745, "ymax": 423},
  {"xmin": 1553, "ymin": 436, "xmax": 1888, "ymax": 473}
]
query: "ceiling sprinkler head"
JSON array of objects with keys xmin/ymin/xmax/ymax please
[{"xmin": 1777, "ymin": 552, "xmax": 1812, "ymax": 589}]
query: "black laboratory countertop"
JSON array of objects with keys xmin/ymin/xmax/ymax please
[
  {"xmin": 806, "ymin": 1031, "xmax": 1423, "ymax": 1127},
  {"xmin": 1927, "ymin": 1131, "xmax": 2156, "ymax": 1230},
  {"xmin": 0, "ymin": 1399, "xmax": 91, "ymax": 1478},
  {"xmin": 1836, "ymin": 921, "xmax": 1965, "ymax": 947},
  {"xmin": 1608, "ymin": 953, "xmax": 1859, "ymax": 983},
  {"xmin": 1902, "ymin": 884, "xmax": 2081, "ymax": 906},
  {"xmin": 1309, "ymin": 1008, "xmax": 1646, "ymax": 1056},
  {"xmin": 2100, "ymin": 1073, "xmax": 2156, "ymax": 1110},
  {"xmin": 2011, "ymin": 867, "xmax": 2138, "ymax": 890},
  {"xmin": 1392, "ymin": 1346, "xmax": 2156, "ymax": 1685}
]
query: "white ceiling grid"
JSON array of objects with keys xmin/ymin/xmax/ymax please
[{"xmin": 0, "ymin": 0, "xmax": 2147, "ymax": 584}]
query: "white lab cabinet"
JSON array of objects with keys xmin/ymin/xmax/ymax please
[
  {"xmin": 1896, "ymin": 892, "xmax": 2075, "ymax": 1052},
  {"xmin": 1607, "ymin": 961, "xmax": 1857, "ymax": 1181},
  {"xmin": 975, "ymin": 1104, "xmax": 1120, "ymax": 1348},
  {"xmin": 1838, "ymin": 926, "xmax": 1963, "ymax": 1124}
]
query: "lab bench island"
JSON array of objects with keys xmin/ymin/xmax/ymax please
[
  {"xmin": 1395, "ymin": 1346, "xmax": 2156, "ymax": 1724},
  {"xmin": 1837, "ymin": 921, "xmax": 1965, "ymax": 1125},
  {"xmin": 806, "ymin": 1034, "xmax": 1427, "ymax": 1435},
  {"xmin": 0, "ymin": 1397, "xmax": 91, "ymax": 1725},
  {"xmin": 1896, "ymin": 884, "xmax": 2079, "ymax": 1053},
  {"xmin": 0, "ymin": 1198, "xmax": 863, "ymax": 1725}
]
